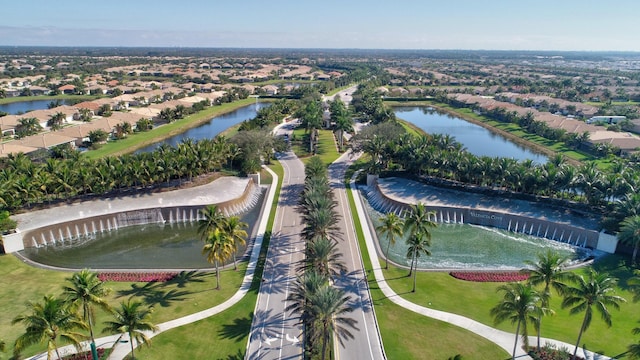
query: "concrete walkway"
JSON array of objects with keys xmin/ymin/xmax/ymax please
[
  {"xmin": 26, "ymin": 167, "xmax": 278, "ymax": 360},
  {"xmin": 350, "ymin": 174, "xmax": 614, "ymax": 360}
]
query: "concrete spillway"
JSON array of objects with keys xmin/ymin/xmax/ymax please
[{"xmin": 364, "ymin": 177, "xmax": 599, "ymax": 249}]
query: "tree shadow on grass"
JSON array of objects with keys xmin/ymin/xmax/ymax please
[
  {"xmin": 217, "ymin": 348, "xmax": 245, "ymax": 360},
  {"xmin": 163, "ymin": 270, "xmax": 207, "ymax": 288},
  {"xmin": 116, "ymin": 282, "xmax": 190, "ymax": 307},
  {"xmin": 218, "ymin": 312, "xmax": 254, "ymax": 342},
  {"xmin": 143, "ymin": 288, "xmax": 190, "ymax": 307}
]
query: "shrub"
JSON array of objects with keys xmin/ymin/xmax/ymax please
[
  {"xmin": 97, "ymin": 272, "xmax": 178, "ymax": 282},
  {"xmin": 529, "ymin": 343, "xmax": 584, "ymax": 360},
  {"xmin": 449, "ymin": 271, "xmax": 529, "ymax": 283}
]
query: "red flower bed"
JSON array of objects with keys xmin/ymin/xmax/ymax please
[
  {"xmin": 98, "ymin": 272, "xmax": 178, "ymax": 282},
  {"xmin": 450, "ymin": 271, "xmax": 529, "ymax": 283},
  {"xmin": 62, "ymin": 348, "xmax": 106, "ymax": 360}
]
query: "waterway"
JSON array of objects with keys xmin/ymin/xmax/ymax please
[
  {"xmin": 394, "ymin": 106, "xmax": 547, "ymax": 163},
  {"xmin": 0, "ymin": 99, "xmax": 61, "ymax": 114},
  {"xmin": 137, "ymin": 101, "xmax": 270, "ymax": 153}
]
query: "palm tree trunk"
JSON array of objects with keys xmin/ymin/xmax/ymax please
[
  {"xmin": 512, "ymin": 320, "xmax": 521, "ymax": 360},
  {"xmin": 55, "ymin": 344, "xmax": 63, "ymax": 360},
  {"xmin": 536, "ymin": 313, "xmax": 541, "ymax": 350},
  {"xmin": 385, "ymin": 241, "xmax": 391, "ymax": 269},
  {"xmin": 412, "ymin": 266, "xmax": 417, "ymax": 292},
  {"xmin": 130, "ymin": 331, "xmax": 136, "ymax": 360},
  {"xmin": 633, "ymin": 243, "xmax": 638, "ymax": 264},
  {"xmin": 321, "ymin": 322, "xmax": 328, "ymax": 360},
  {"xmin": 233, "ymin": 252, "xmax": 238, "ymax": 271},
  {"xmin": 573, "ymin": 311, "xmax": 590, "ymax": 359},
  {"xmin": 215, "ymin": 260, "xmax": 220, "ymax": 290}
]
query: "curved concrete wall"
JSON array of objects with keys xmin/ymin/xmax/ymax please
[
  {"xmin": 365, "ymin": 180, "xmax": 600, "ymax": 249},
  {"xmin": 5, "ymin": 180, "xmax": 261, "ymax": 253}
]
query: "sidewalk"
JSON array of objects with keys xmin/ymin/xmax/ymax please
[
  {"xmin": 349, "ymin": 174, "xmax": 613, "ymax": 360},
  {"xmin": 26, "ymin": 167, "xmax": 278, "ymax": 360}
]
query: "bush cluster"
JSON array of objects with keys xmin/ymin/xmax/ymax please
[
  {"xmin": 97, "ymin": 272, "xmax": 178, "ymax": 282},
  {"xmin": 449, "ymin": 271, "xmax": 530, "ymax": 282}
]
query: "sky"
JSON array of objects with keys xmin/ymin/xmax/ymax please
[{"xmin": 1, "ymin": 0, "xmax": 639, "ymax": 51}]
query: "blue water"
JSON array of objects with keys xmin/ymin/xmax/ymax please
[
  {"xmin": 395, "ymin": 107, "xmax": 547, "ymax": 163},
  {"xmin": 137, "ymin": 101, "xmax": 270, "ymax": 153},
  {"xmin": 0, "ymin": 99, "xmax": 58, "ymax": 114}
]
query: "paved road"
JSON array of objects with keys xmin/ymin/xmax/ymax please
[
  {"xmin": 329, "ymin": 151, "xmax": 386, "ymax": 360},
  {"xmin": 246, "ymin": 129, "xmax": 306, "ymax": 359}
]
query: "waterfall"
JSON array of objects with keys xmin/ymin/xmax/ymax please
[{"xmin": 508, "ymin": 220, "xmax": 512, "ymax": 232}]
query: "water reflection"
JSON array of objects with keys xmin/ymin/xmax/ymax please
[
  {"xmin": 137, "ymin": 101, "xmax": 270, "ymax": 153},
  {"xmin": 20, "ymin": 190, "xmax": 265, "ymax": 269},
  {"xmin": 394, "ymin": 106, "xmax": 547, "ymax": 163},
  {"xmin": 363, "ymin": 192, "xmax": 587, "ymax": 270},
  {"xmin": 0, "ymin": 99, "xmax": 64, "ymax": 114}
]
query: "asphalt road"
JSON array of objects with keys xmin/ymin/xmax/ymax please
[
  {"xmin": 329, "ymin": 152, "xmax": 386, "ymax": 360},
  {"xmin": 246, "ymin": 130, "xmax": 306, "ymax": 360}
]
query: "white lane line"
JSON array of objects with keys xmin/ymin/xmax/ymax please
[{"xmin": 335, "ymin": 172, "xmax": 376, "ymax": 360}]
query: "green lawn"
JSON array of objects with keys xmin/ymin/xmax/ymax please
[
  {"xmin": 290, "ymin": 128, "xmax": 341, "ymax": 166},
  {"xmin": 0, "ymin": 253, "xmax": 247, "ymax": 358},
  {"xmin": 0, "ymin": 94, "xmax": 101, "ymax": 105},
  {"xmin": 84, "ymin": 99, "xmax": 256, "ymax": 159},
  {"xmin": 381, "ymin": 255, "xmax": 639, "ymax": 358},
  {"xmin": 344, "ymin": 169, "xmax": 510, "ymax": 359},
  {"xmin": 134, "ymin": 162, "xmax": 284, "ymax": 359}
]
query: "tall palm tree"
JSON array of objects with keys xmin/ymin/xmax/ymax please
[
  {"xmin": 307, "ymin": 285, "xmax": 358, "ymax": 360},
  {"xmin": 376, "ymin": 212, "xmax": 404, "ymax": 270},
  {"xmin": 102, "ymin": 300, "xmax": 158, "ymax": 360},
  {"xmin": 619, "ymin": 215, "xmax": 640, "ymax": 264},
  {"xmin": 523, "ymin": 250, "xmax": 574, "ymax": 348},
  {"xmin": 202, "ymin": 228, "xmax": 232, "ymax": 290},
  {"xmin": 63, "ymin": 268, "xmax": 112, "ymax": 360},
  {"xmin": 403, "ymin": 203, "xmax": 437, "ymax": 279},
  {"xmin": 301, "ymin": 237, "xmax": 347, "ymax": 279},
  {"xmin": 562, "ymin": 269, "xmax": 626, "ymax": 359},
  {"xmin": 491, "ymin": 282, "xmax": 543, "ymax": 359},
  {"xmin": 405, "ymin": 231, "xmax": 432, "ymax": 293},
  {"xmin": 285, "ymin": 270, "xmax": 328, "ymax": 322},
  {"xmin": 197, "ymin": 204, "xmax": 225, "ymax": 241},
  {"xmin": 12, "ymin": 295, "xmax": 87, "ymax": 360},
  {"xmin": 221, "ymin": 215, "xmax": 248, "ymax": 270}
]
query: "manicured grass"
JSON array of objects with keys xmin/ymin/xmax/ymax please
[
  {"xmin": 291, "ymin": 128, "xmax": 341, "ymax": 166},
  {"xmin": 344, "ymin": 167, "xmax": 509, "ymax": 359},
  {"xmin": 0, "ymin": 94, "xmax": 101, "ymax": 105},
  {"xmin": 125, "ymin": 161, "xmax": 284, "ymax": 359},
  {"xmin": 382, "ymin": 255, "xmax": 640, "ymax": 358},
  {"xmin": 84, "ymin": 99, "xmax": 256, "ymax": 159},
  {"xmin": 0, "ymin": 253, "xmax": 247, "ymax": 358}
]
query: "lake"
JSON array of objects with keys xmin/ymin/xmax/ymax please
[{"xmin": 394, "ymin": 106, "xmax": 547, "ymax": 163}]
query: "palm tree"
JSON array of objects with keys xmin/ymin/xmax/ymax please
[
  {"xmin": 619, "ymin": 215, "xmax": 640, "ymax": 264},
  {"xmin": 63, "ymin": 269, "xmax": 112, "ymax": 360},
  {"xmin": 221, "ymin": 215, "xmax": 248, "ymax": 270},
  {"xmin": 13, "ymin": 295, "xmax": 87, "ymax": 360},
  {"xmin": 102, "ymin": 300, "xmax": 158, "ymax": 360},
  {"xmin": 403, "ymin": 203, "xmax": 437, "ymax": 279},
  {"xmin": 562, "ymin": 269, "xmax": 626, "ymax": 359},
  {"xmin": 376, "ymin": 212, "xmax": 404, "ymax": 269},
  {"xmin": 307, "ymin": 285, "xmax": 358, "ymax": 360},
  {"xmin": 197, "ymin": 205, "xmax": 225, "ymax": 241},
  {"xmin": 491, "ymin": 282, "xmax": 543, "ymax": 359},
  {"xmin": 302, "ymin": 237, "xmax": 347, "ymax": 279},
  {"xmin": 405, "ymin": 230, "xmax": 432, "ymax": 293},
  {"xmin": 47, "ymin": 112, "xmax": 66, "ymax": 130},
  {"xmin": 523, "ymin": 250, "xmax": 575, "ymax": 348},
  {"xmin": 628, "ymin": 324, "xmax": 640, "ymax": 360},
  {"xmin": 285, "ymin": 270, "xmax": 328, "ymax": 322},
  {"xmin": 202, "ymin": 228, "xmax": 232, "ymax": 290}
]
